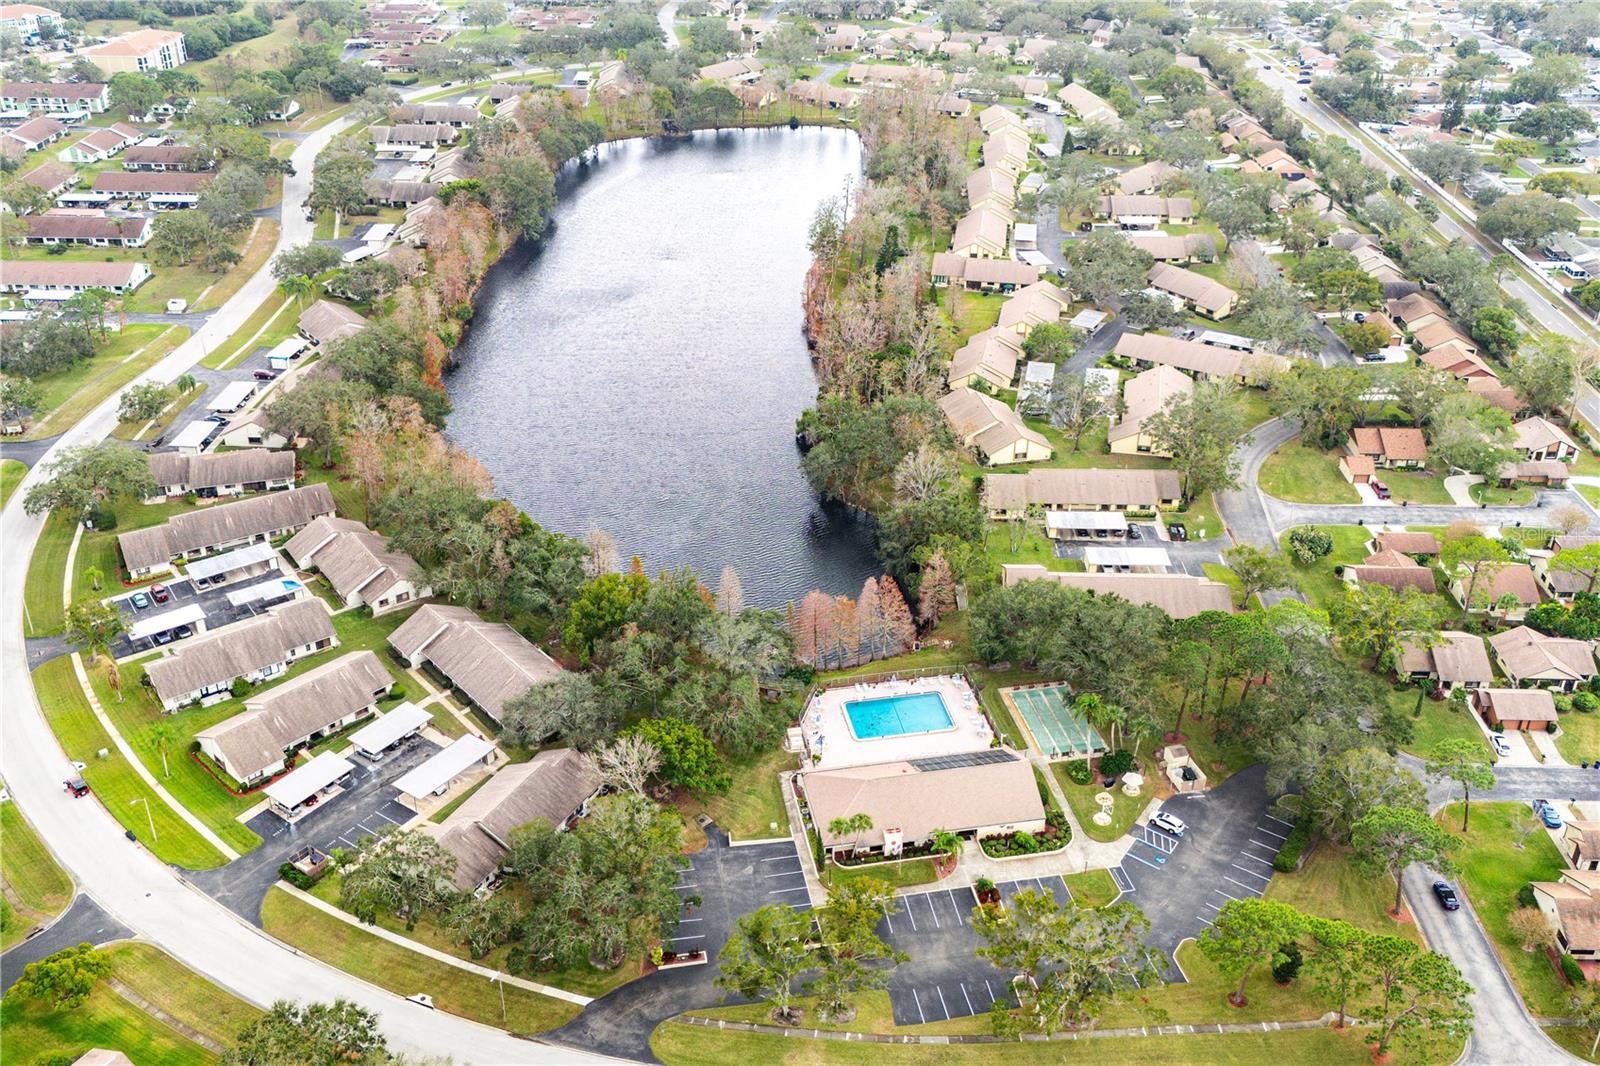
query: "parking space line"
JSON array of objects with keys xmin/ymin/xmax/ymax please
[
  {"xmin": 949, "ymin": 890, "xmax": 966, "ymax": 925},
  {"xmin": 1214, "ymin": 888, "xmax": 1239, "ymax": 901},
  {"xmin": 1254, "ymin": 825, "xmax": 1289, "ymax": 841},
  {"xmin": 764, "ymin": 870, "xmax": 804, "ymax": 878},
  {"xmin": 960, "ymin": 983, "xmax": 975, "ymax": 1014},
  {"xmin": 674, "ymin": 883, "xmax": 698, "ymax": 890},
  {"xmin": 935, "ymin": 986, "xmax": 951, "ymax": 1020},
  {"xmin": 761, "ymin": 855, "xmax": 794, "ymax": 861},
  {"xmin": 1231, "ymin": 864, "xmax": 1273, "ymax": 881},
  {"xmin": 1264, "ymin": 813, "xmax": 1295, "ymax": 827},
  {"xmin": 912, "ymin": 988, "xmax": 926, "ymax": 1024},
  {"xmin": 768, "ymin": 886, "xmax": 809, "ymax": 894},
  {"xmin": 984, "ymin": 979, "xmax": 997, "ymax": 1006},
  {"xmin": 1203, "ymin": 901, "xmax": 1222, "ymax": 911},
  {"xmin": 884, "ymin": 913, "xmax": 894, "ymax": 933},
  {"xmin": 906, "ymin": 903, "xmax": 918, "ymax": 932},
  {"xmin": 671, "ymin": 934, "xmax": 705, "ymax": 942},
  {"xmin": 678, "ymin": 917, "xmax": 702, "ymax": 924},
  {"xmin": 926, "ymin": 894, "xmax": 940, "ymax": 928},
  {"xmin": 1224, "ymin": 876, "xmax": 1261, "ymax": 895},
  {"xmin": 1238, "ymin": 851, "xmax": 1276, "ymax": 866},
  {"xmin": 1126, "ymin": 852, "xmax": 1163, "ymax": 870},
  {"xmin": 374, "ymin": 809, "xmax": 403, "ymax": 825}
]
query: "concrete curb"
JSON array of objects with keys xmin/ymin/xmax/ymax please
[{"xmin": 667, "ymin": 1010, "xmax": 1342, "ymax": 1044}]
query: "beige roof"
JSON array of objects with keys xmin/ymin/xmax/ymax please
[
  {"xmin": 0, "ymin": 259, "xmax": 144, "ymax": 288},
  {"xmin": 123, "ymin": 144, "xmax": 200, "ymax": 167},
  {"xmin": 21, "ymin": 212, "xmax": 150, "ymax": 242},
  {"xmin": 1475, "ymin": 686, "xmax": 1559, "ymax": 723},
  {"xmin": 388, "ymin": 604, "xmax": 563, "ymax": 721},
  {"xmin": 85, "ymin": 28, "xmax": 184, "ymax": 57},
  {"xmin": 1463, "ymin": 565, "xmax": 1544, "ymax": 609},
  {"xmin": 1514, "ymin": 415, "xmax": 1577, "ymax": 454},
  {"xmin": 997, "ymin": 281, "xmax": 1068, "ymax": 332},
  {"xmin": 424, "ymin": 749, "xmax": 602, "ymax": 890},
  {"xmin": 1146, "ymin": 263, "xmax": 1235, "ymax": 315},
  {"xmin": 966, "ymin": 165, "xmax": 1017, "ymax": 206},
  {"xmin": 195, "ymin": 650, "xmax": 392, "ymax": 780},
  {"xmin": 1000, "ymin": 564, "xmax": 1233, "ymax": 617},
  {"xmin": 1398, "ymin": 631, "xmax": 1492, "ymax": 685},
  {"xmin": 145, "ymin": 599, "xmax": 336, "ymax": 705},
  {"xmin": 805, "ymin": 752, "xmax": 1044, "ymax": 849},
  {"xmin": 1350, "ymin": 550, "xmax": 1437, "ymax": 593},
  {"xmin": 699, "ymin": 57, "xmax": 763, "ymax": 81},
  {"xmin": 285, "ymin": 516, "xmax": 419, "ymax": 606},
  {"xmin": 1386, "ymin": 292, "xmax": 1449, "ymax": 325},
  {"xmin": 984, "ymin": 467, "xmax": 1181, "ymax": 511},
  {"xmin": 1538, "ymin": 876, "xmax": 1600, "ymax": 952},
  {"xmin": 1113, "ymin": 331, "xmax": 1286, "ymax": 380},
  {"xmin": 1123, "ymin": 232, "xmax": 1211, "ymax": 261},
  {"xmin": 118, "ymin": 484, "xmax": 335, "ymax": 573},
  {"xmin": 1108, "ymin": 364, "xmax": 1191, "ymax": 444},
  {"xmin": 1350, "ymin": 426, "xmax": 1427, "ymax": 462},
  {"xmin": 1419, "ymin": 344, "xmax": 1494, "ymax": 379},
  {"xmin": 390, "ymin": 103, "xmax": 479, "ymax": 124},
  {"xmin": 951, "ymin": 208, "xmax": 1009, "ymax": 254},
  {"xmin": 19, "ymin": 160, "xmax": 73, "ymax": 190},
  {"xmin": 298, "ymin": 299, "xmax": 369, "ymax": 345},
  {"xmin": 938, "ymin": 388, "xmax": 1049, "ymax": 456},
  {"xmin": 930, "ymin": 254, "xmax": 1039, "ymax": 287},
  {"xmin": 1414, "ymin": 320, "xmax": 1476, "ymax": 353},
  {"xmin": 71, "ymin": 1053, "xmax": 135, "ymax": 1066},
  {"xmin": 93, "ymin": 170, "xmax": 211, "ymax": 194},
  {"xmin": 1375, "ymin": 531, "xmax": 1441, "ymax": 556},
  {"xmin": 148, "ymin": 449, "xmax": 294, "ymax": 492},
  {"xmin": 1058, "ymin": 82, "xmax": 1115, "ymax": 120},
  {"xmin": 1097, "ymin": 195, "xmax": 1192, "ymax": 220},
  {"xmin": 949, "ymin": 328, "xmax": 1024, "ymax": 388},
  {"xmin": 1116, "ymin": 161, "xmax": 1180, "ymax": 195},
  {"xmin": 978, "ymin": 103, "xmax": 1025, "ymax": 132},
  {"xmin": 370, "ymin": 123, "xmax": 457, "ymax": 145},
  {"xmin": 1489, "ymin": 625, "xmax": 1596, "ymax": 683},
  {"xmin": 3, "ymin": 81, "xmax": 108, "ymax": 103}
]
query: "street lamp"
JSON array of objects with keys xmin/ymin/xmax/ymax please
[{"xmin": 129, "ymin": 797, "xmax": 157, "ymax": 842}]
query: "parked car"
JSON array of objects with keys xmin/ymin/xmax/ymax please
[
  {"xmin": 129, "ymin": 591, "xmax": 151, "ymax": 610},
  {"xmin": 1536, "ymin": 800, "xmax": 1564, "ymax": 829},
  {"xmin": 64, "ymin": 777, "xmax": 89, "ymax": 797},
  {"xmin": 1168, "ymin": 523, "xmax": 1188, "ymax": 541},
  {"xmin": 1151, "ymin": 811, "xmax": 1188, "ymax": 836},
  {"xmin": 1432, "ymin": 881, "xmax": 1460, "ymax": 911},
  {"xmin": 204, "ymin": 413, "xmax": 229, "ymax": 424},
  {"xmin": 166, "ymin": 298, "xmax": 187, "ymax": 313},
  {"xmin": 150, "ymin": 584, "xmax": 170, "ymax": 604},
  {"xmin": 1371, "ymin": 480, "xmax": 1392, "ymax": 500},
  {"xmin": 153, "ymin": 629, "xmax": 174, "ymax": 646},
  {"xmin": 174, "ymin": 625, "xmax": 193, "ymax": 640},
  {"xmin": 1490, "ymin": 733, "xmax": 1513, "ymax": 757},
  {"xmin": 1127, "ymin": 525, "xmax": 1142, "ymax": 540},
  {"xmin": 253, "ymin": 369, "xmax": 277, "ymax": 381}
]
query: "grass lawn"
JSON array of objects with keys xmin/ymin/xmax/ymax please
[
  {"xmin": 982, "ymin": 524, "xmax": 1085, "ymax": 573},
  {"xmin": 1, "ymin": 458, "xmax": 25, "ymax": 509},
  {"xmin": 1384, "ymin": 468, "xmax": 1456, "ymax": 505},
  {"xmin": 1441, "ymin": 801, "xmax": 1570, "ymax": 1016},
  {"xmin": 1546, "ymin": 1024, "xmax": 1600, "ymax": 1063},
  {"xmin": 1391, "ymin": 687, "xmax": 1491, "ymax": 759},
  {"xmin": 942, "ymin": 288, "xmax": 1006, "ymax": 336},
  {"xmin": 1555, "ymin": 708, "xmax": 1600, "ymax": 765},
  {"xmin": 21, "ymin": 325, "xmax": 189, "ymax": 441},
  {"xmin": 1469, "ymin": 481, "xmax": 1534, "ymax": 506},
  {"xmin": 827, "ymin": 855, "xmax": 939, "ymax": 889},
  {"xmin": 1052, "ymin": 758, "xmax": 1150, "ymax": 843},
  {"xmin": 429, "ymin": 775, "xmax": 489, "ymax": 823},
  {"xmin": 1257, "ymin": 440, "xmax": 1359, "ymax": 503},
  {"xmin": 1277, "ymin": 525, "xmax": 1372, "ymax": 610},
  {"xmin": 1, "ymin": 980, "xmax": 215, "ymax": 1066},
  {"xmin": 1266, "ymin": 844, "xmax": 1423, "ymax": 941},
  {"xmin": 675, "ymin": 744, "xmax": 794, "ymax": 841},
  {"xmin": 1062, "ymin": 868, "xmax": 1120, "ymax": 907},
  {"xmin": 194, "ymin": 219, "xmax": 280, "ymax": 312},
  {"xmin": 103, "ymin": 941, "xmax": 262, "ymax": 1048},
  {"xmin": 202, "ymin": 292, "xmax": 295, "ymax": 370},
  {"xmin": 31, "ymin": 656, "xmax": 227, "ymax": 870},
  {"xmin": 260, "ymin": 886, "xmax": 583, "ymax": 1033},
  {"xmin": 22, "ymin": 510, "xmax": 76, "ymax": 637},
  {"xmin": 1173, "ymin": 490, "xmax": 1224, "ymax": 544},
  {"xmin": 0, "ymin": 800, "xmax": 74, "ymax": 950}
]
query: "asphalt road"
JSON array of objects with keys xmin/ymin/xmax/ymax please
[
  {"xmin": 0, "ymin": 74, "xmax": 615, "ymax": 1065},
  {"xmin": 0, "ymin": 893, "xmax": 131, "ymax": 991},
  {"xmin": 1215, "ymin": 416, "xmax": 1298, "ymax": 547}
]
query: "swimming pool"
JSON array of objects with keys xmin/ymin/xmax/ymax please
[{"xmin": 844, "ymin": 692, "xmax": 955, "ymax": 740}]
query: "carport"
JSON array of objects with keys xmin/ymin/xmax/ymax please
[
  {"xmin": 187, "ymin": 542, "xmax": 280, "ymax": 587},
  {"xmin": 225, "ymin": 575, "xmax": 306, "ymax": 610},
  {"xmin": 266, "ymin": 751, "xmax": 355, "ymax": 822},
  {"xmin": 392, "ymin": 734, "xmax": 495, "ymax": 810},
  {"xmin": 348, "ymin": 702, "xmax": 431, "ymax": 760},
  {"xmin": 126, "ymin": 603, "xmax": 206, "ymax": 645}
]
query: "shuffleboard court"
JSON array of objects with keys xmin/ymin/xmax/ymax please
[{"xmin": 1004, "ymin": 684, "xmax": 1107, "ymax": 759}]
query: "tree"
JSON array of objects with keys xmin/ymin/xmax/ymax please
[
  {"xmin": 23, "ymin": 442, "xmax": 157, "ymax": 517},
  {"xmin": 262, "ymin": 376, "xmax": 371, "ymax": 464},
  {"xmin": 1471, "ymin": 306, "xmax": 1521, "ymax": 362},
  {"xmin": 715, "ymin": 904, "xmax": 815, "ymax": 1024},
  {"xmin": 589, "ymin": 733, "xmax": 660, "ymax": 795},
  {"xmin": 272, "ymin": 243, "xmax": 343, "ymax": 282},
  {"xmin": 1552, "ymin": 542, "xmax": 1600, "ymax": 596},
  {"xmin": 1570, "ymin": 981, "xmax": 1600, "ymax": 1059},
  {"xmin": 1426, "ymin": 738, "xmax": 1497, "ymax": 831},
  {"xmin": 64, "ymin": 599, "xmax": 126, "ymax": 665},
  {"xmin": 1236, "ymin": 281, "xmax": 1321, "ymax": 356},
  {"xmin": 308, "ymin": 137, "xmax": 372, "ymax": 220},
  {"xmin": 1429, "ymin": 395, "xmax": 1519, "ymax": 482},
  {"xmin": 443, "ymin": 894, "xmax": 518, "ymax": 959},
  {"xmin": 277, "ymin": 273, "xmax": 314, "ymax": 311},
  {"xmin": 1304, "ymin": 917, "xmax": 1371, "ymax": 1029},
  {"xmin": 1303, "ymin": 748, "xmax": 1429, "ymax": 846},
  {"xmin": 1119, "ymin": 291, "xmax": 1188, "ymax": 331},
  {"xmin": 83, "ymin": 565, "xmax": 104, "ymax": 593},
  {"xmin": 1478, "ymin": 192, "xmax": 1581, "ymax": 245},
  {"xmin": 1508, "ymin": 906, "xmax": 1558, "ymax": 954},
  {"xmin": 827, "ymin": 812, "xmax": 873, "ymax": 856},
  {"xmin": 8, "ymin": 943, "xmax": 110, "ymax": 1009},
  {"xmin": 109, "ymin": 71, "xmax": 163, "ymax": 117},
  {"xmin": 0, "ymin": 373, "xmax": 44, "ymax": 424},
  {"xmin": 1531, "ymin": 171, "xmax": 1585, "ymax": 199},
  {"xmin": 1221, "ymin": 545, "xmax": 1294, "ymax": 607},
  {"xmin": 1328, "ymin": 583, "xmax": 1442, "ymax": 673},
  {"xmin": 222, "ymin": 999, "xmax": 388, "ymax": 1066},
  {"xmin": 464, "ymin": 0, "xmax": 506, "ymax": 33},
  {"xmin": 117, "ymin": 382, "xmax": 174, "ymax": 424},
  {"xmin": 1062, "ymin": 230, "xmax": 1154, "ymax": 303},
  {"xmin": 1352, "ymin": 805, "xmax": 1460, "ymax": 916},
  {"xmin": 1441, "ymin": 533, "xmax": 1512, "ymax": 617},
  {"xmin": 1021, "ymin": 322, "xmax": 1079, "ymax": 364},
  {"xmin": 501, "ymin": 672, "xmax": 617, "ymax": 749},
  {"xmin": 148, "ymin": 720, "xmax": 175, "ymax": 778},
  {"xmin": 1047, "ymin": 371, "xmax": 1115, "ymax": 451},
  {"xmin": 628, "ymin": 716, "xmax": 729, "ymax": 797},
  {"xmin": 1408, "ymin": 140, "xmax": 1480, "ymax": 185},
  {"xmin": 1267, "ymin": 365, "xmax": 1372, "ymax": 449},
  {"xmin": 563, "ymin": 570, "xmax": 649, "ymax": 662},
  {"xmin": 1358, "ymin": 936, "xmax": 1474, "ymax": 1058},
  {"xmin": 1504, "ymin": 334, "xmax": 1578, "ymax": 416},
  {"xmin": 1288, "ymin": 527, "xmax": 1334, "ymax": 565},
  {"xmin": 1197, "ymin": 898, "xmax": 1304, "ymax": 1006},
  {"xmin": 811, "ymin": 878, "xmax": 906, "ymax": 1022},
  {"xmin": 917, "ymin": 550, "xmax": 958, "ymax": 627},
  {"xmin": 1341, "ymin": 320, "xmax": 1392, "ymax": 357},
  {"xmin": 892, "ymin": 443, "xmax": 955, "ymax": 503},
  {"xmin": 339, "ymin": 827, "xmax": 459, "ymax": 930},
  {"xmin": 1511, "ymin": 101, "xmax": 1596, "ymax": 145},
  {"xmin": 973, "ymin": 889, "xmax": 1156, "ymax": 1033},
  {"xmin": 1144, "ymin": 380, "xmax": 1251, "ymax": 503}
]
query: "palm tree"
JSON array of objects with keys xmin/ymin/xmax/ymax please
[
  {"xmin": 828, "ymin": 816, "xmax": 854, "ymax": 858},
  {"xmin": 84, "ymin": 565, "xmax": 103, "ymax": 592},
  {"xmin": 847, "ymin": 812, "xmax": 872, "ymax": 854},
  {"xmin": 277, "ymin": 273, "xmax": 313, "ymax": 310},
  {"xmin": 175, "ymin": 373, "xmax": 197, "ymax": 393},
  {"xmin": 148, "ymin": 721, "xmax": 175, "ymax": 779}
]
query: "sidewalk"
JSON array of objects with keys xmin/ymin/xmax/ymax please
[{"xmin": 668, "ymin": 1010, "xmax": 1342, "ymax": 1044}]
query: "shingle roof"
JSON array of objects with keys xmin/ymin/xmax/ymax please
[
  {"xmin": 806, "ymin": 752, "xmax": 1043, "ymax": 850},
  {"xmin": 1375, "ymin": 531, "xmax": 1441, "ymax": 556},
  {"xmin": 117, "ymin": 484, "xmax": 335, "ymax": 573},
  {"xmin": 148, "ymin": 450, "xmax": 294, "ymax": 493},
  {"xmin": 1000, "ymin": 564, "xmax": 1233, "ymax": 617},
  {"xmin": 1476, "ymin": 686, "xmax": 1559, "ymax": 723},
  {"xmin": 1350, "ymin": 426, "xmax": 1427, "ymax": 462},
  {"xmin": 0, "ymin": 259, "xmax": 144, "ymax": 288},
  {"xmin": 285, "ymin": 516, "xmax": 419, "ymax": 607},
  {"xmin": 93, "ymin": 170, "xmax": 211, "ymax": 194},
  {"xmin": 1113, "ymin": 331, "xmax": 1287, "ymax": 380},
  {"xmin": 984, "ymin": 467, "xmax": 1182, "ymax": 511},
  {"xmin": 297, "ymin": 299, "xmax": 369, "ymax": 344},
  {"xmin": 20, "ymin": 212, "xmax": 150, "ymax": 242},
  {"xmin": 388, "ymin": 604, "xmax": 564, "ymax": 720},
  {"xmin": 144, "ymin": 599, "xmax": 336, "ymax": 706},
  {"xmin": 1146, "ymin": 263, "xmax": 1235, "ymax": 315},
  {"xmin": 1489, "ymin": 625, "xmax": 1597, "ymax": 683}
]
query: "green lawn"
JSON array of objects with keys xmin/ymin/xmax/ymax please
[
  {"xmin": 1277, "ymin": 524, "xmax": 1374, "ymax": 610},
  {"xmin": 1062, "ymin": 868, "xmax": 1120, "ymax": 907},
  {"xmin": 1469, "ymin": 481, "xmax": 1535, "ymax": 506},
  {"xmin": 1392, "ymin": 687, "xmax": 1491, "ymax": 759},
  {"xmin": 675, "ymin": 744, "xmax": 793, "ymax": 841},
  {"xmin": 1266, "ymin": 843, "xmax": 1423, "ymax": 941},
  {"xmin": 31, "ymin": 657, "xmax": 227, "ymax": 870},
  {"xmin": 103, "ymin": 942, "xmax": 262, "ymax": 1048},
  {"xmin": 204, "ymin": 292, "xmax": 298, "ymax": 370},
  {"xmin": 20, "ymin": 325, "xmax": 189, "ymax": 441},
  {"xmin": 22, "ymin": 510, "xmax": 76, "ymax": 637},
  {"xmin": 1052, "ymin": 758, "xmax": 1150, "ymax": 843},
  {"xmin": 1, "ymin": 458, "xmax": 25, "ymax": 509},
  {"xmin": 1257, "ymin": 440, "xmax": 1359, "ymax": 503},
  {"xmin": 260, "ymin": 887, "xmax": 583, "ymax": 1034},
  {"xmin": 1441, "ymin": 801, "xmax": 1570, "ymax": 1015},
  {"xmin": 1555, "ymin": 708, "xmax": 1600, "ymax": 765},
  {"xmin": 828, "ymin": 855, "xmax": 939, "ymax": 889},
  {"xmin": 192, "ymin": 219, "xmax": 280, "ymax": 312},
  {"xmin": 1384, "ymin": 468, "xmax": 1456, "ymax": 505},
  {"xmin": 982, "ymin": 524, "xmax": 1085, "ymax": 573},
  {"xmin": 0, "ymin": 800, "xmax": 74, "ymax": 950}
]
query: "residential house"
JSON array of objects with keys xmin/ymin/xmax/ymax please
[
  {"xmin": 20, "ymin": 211, "xmax": 150, "ymax": 248},
  {"xmin": 982, "ymin": 127, "xmax": 1032, "ymax": 177},
  {"xmin": 1095, "ymin": 195, "xmax": 1193, "ymax": 228},
  {"xmin": 1502, "ymin": 459, "xmax": 1571, "ymax": 489},
  {"xmin": 1420, "ymin": 343, "xmax": 1496, "ymax": 380},
  {"xmin": 1345, "ymin": 549, "xmax": 1437, "ymax": 593},
  {"xmin": 1563, "ymin": 823, "xmax": 1600, "ymax": 873},
  {"xmin": 0, "ymin": 6, "xmax": 63, "ymax": 42},
  {"xmin": 1537, "ymin": 536, "xmax": 1600, "ymax": 603},
  {"xmin": 1396, "ymin": 631, "xmax": 1493, "ymax": 691},
  {"xmin": 1346, "ymin": 426, "xmax": 1427, "ymax": 469},
  {"xmin": 801, "ymin": 749, "xmax": 1045, "ymax": 858},
  {"xmin": 18, "ymin": 160, "xmax": 74, "ymax": 198},
  {"xmin": 1113, "ymin": 331, "xmax": 1287, "ymax": 385},
  {"xmin": 148, "ymin": 449, "xmax": 296, "ymax": 499},
  {"xmin": 1108, "ymin": 364, "xmax": 1191, "ymax": 456},
  {"xmin": 931, "ymin": 93, "xmax": 970, "ymax": 118},
  {"xmin": 285, "ymin": 516, "xmax": 429, "ymax": 617},
  {"xmin": 421, "ymin": 750, "xmax": 604, "ymax": 892},
  {"xmin": 929, "ymin": 253, "xmax": 1039, "ymax": 292},
  {"xmin": 389, "ymin": 103, "xmax": 479, "ymax": 127},
  {"xmin": 1116, "ymin": 160, "xmax": 1180, "ymax": 196},
  {"xmin": 364, "ymin": 179, "xmax": 438, "ymax": 207},
  {"xmin": 983, "ymin": 468, "xmax": 1183, "ymax": 517},
  {"xmin": 949, "ymin": 207, "xmax": 1010, "ymax": 259},
  {"xmin": 996, "ymin": 281, "xmax": 1069, "ymax": 337},
  {"xmin": 787, "ymin": 80, "xmax": 859, "ymax": 110},
  {"xmin": 938, "ymin": 388, "xmax": 1053, "ymax": 466},
  {"xmin": 1513, "ymin": 416, "xmax": 1579, "ymax": 462},
  {"xmin": 1386, "ymin": 292, "xmax": 1452, "ymax": 332},
  {"xmin": 1000, "ymin": 564, "xmax": 1234, "ymax": 618},
  {"xmin": 370, "ymin": 123, "xmax": 458, "ymax": 148},
  {"xmin": 1, "ymin": 81, "xmax": 109, "ymax": 113},
  {"xmin": 85, "ymin": 29, "xmax": 188, "ymax": 74},
  {"xmin": 978, "ymin": 104, "xmax": 1025, "ymax": 133},
  {"xmin": 947, "ymin": 328, "xmax": 1025, "ymax": 391},
  {"xmin": 1373, "ymin": 531, "xmax": 1442, "ymax": 557},
  {"xmin": 1058, "ymin": 83, "xmax": 1117, "ymax": 123},
  {"xmin": 698, "ymin": 57, "xmax": 763, "ymax": 85},
  {"xmin": 1449, "ymin": 563, "xmax": 1544, "ymax": 619},
  {"xmin": 117, "ymin": 483, "xmax": 336, "ymax": 577},
  {"xmin": 0, "ymin": 259, "xmax": 149, "ymax": 295},
  {"xmin": 1339, "ymin": 453, "xmax": 1376, "ymax": 485},
  {"xmin": 1473, "ymin": 687, "xmax": 1559, "ymax": 733},
  {"xmin": 5, "ymin": 117, "xmax": 66, "ymax": 152},
  {"xmin": 122, "ymin": 144, "xmax": 202, "ymax": 171},
  {"xmin": 1145, "ymin": 263, "xmax": 1237, "ymax": 319},
  {"xmin": 144, "ymin": 599, "xmax": 337, "ymax": 712},
  {"xmin": 1123, "ymin": 232, "xmax": 1213, "ymax": 263},
  {"xmin": 1467, "ymin": 376, "xmax": 1523, "ymax": 415},
  {"xmin": 56, "ymin": 123, "xmax": 143, "ymax": 164},
  {"xmin": 966, "ymin": 166, "xmax": 1017, "ymax": 212},
  {"xmin": 388, "ymin": 604, "xmax": 565, "ymax": 722},
  {"xmin": 1414, "ymin": 321, "xmax": 1479, "ymax": 354},
  {"xmin": 1489, "ymin": 625, "xmax": 1598, "ymax": 691},
  {"xmin": 195, "ymin": 650, "xmax": 393, "ymax": 784},
  {"xmin": 92, "ymin": 170, "xmax": 212, "ymax": 203},
  {"xmin": 298, "ymin": 299, "xmax": 369, "ymax": 346}
]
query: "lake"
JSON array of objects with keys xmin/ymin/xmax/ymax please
[{"xmin": 444, "ymin": 126, "xmax": 880, "ymax": 607}]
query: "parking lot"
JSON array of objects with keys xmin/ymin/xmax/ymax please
[
  {"xmin": 110, "ymin": 566, "xmax": 302, "ymax": 658},
  {"xmin": 1051, "ymin": 527, "xmax": 1227, "ymax": 577},
  {"xmin": 190, "ymin": 737, "xmax": 441, "ymax": 921},
  {"xmin": 665, "ymin": 829, "xmax": 812, "ymax": 960}
]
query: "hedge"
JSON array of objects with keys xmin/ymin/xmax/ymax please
[
  {"xmin": 1563, "ymin": 953, "xmax": 1587, "ymax": 985},
  {"xmin": 1273, "ymin": 817, "xmax": 1314, "ymax": 872}
]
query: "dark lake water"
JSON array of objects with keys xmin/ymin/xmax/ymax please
[{"xmin": 444, "ymin": 126, "xmax": 880, "ymax": 607}]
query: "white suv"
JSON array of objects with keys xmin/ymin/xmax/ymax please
[
  {"xmin": 1490, "ymin": 733, "xmax": 1513, "ymax": 758},
  {"xmin": 1150, "ymin": 811, "xmax": 1187, "ymax": 837}
]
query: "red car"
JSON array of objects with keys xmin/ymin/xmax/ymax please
[
  {"xmin": 1371, "ymin": 480, "xmax": 1392, "ymax": 501},
  {"xmin": 64, "ymin": 777, "xmax": 89, "ymax": 797},
  {"xmin": 150, "ymin": 584, "xmax": 170, "ymax": 604}
]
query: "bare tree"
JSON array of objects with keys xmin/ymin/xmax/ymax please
[
  {"xmin": 583, "ymin": 527, "xmax": 620, "ymax": 578},
  {"xmin": 589, "ymin": 734, "xmax": 661, "ymax": 795},
  {"xmin": 1554, "ymin": 505, "xmax": 1592, "ymax": 536},
  {"xmin": 717, "ymin": 566, "xmax": 744, "ymax": 616},
  {"xmin": 1048, "ymin": 372, "xmax": 1115, "ymax": 451},
  {"xmin": 893, "ymin": 443, "xmax": 956, "ymax": 502}
]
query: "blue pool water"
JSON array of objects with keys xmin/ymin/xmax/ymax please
[{"xmin": 845, "ymin": 692, "xmax": 954, "ymax": 739}]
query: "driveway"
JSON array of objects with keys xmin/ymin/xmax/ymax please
[
  {"xmin": 108, "ymin": 565, "xmax": 302, "ymax": 659},
  {"xmin": 0, "ymin": 893, "xmax": 131, "ymax": 992},
  {"xmin": 1051, "ymin": 534, "xmax": 1225, "ymax": 577},
  {"xmin": 1063, "ymin": 314, "xmax": 1129, "ymax": 377},
  {"xmin": 189, "ymin": 736, "xmax": 442, "ymax": 922}
]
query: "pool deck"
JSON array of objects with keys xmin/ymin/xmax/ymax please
[{"xmin": 802, "ymin": 675, "xmax": 993, "ymax": 771}]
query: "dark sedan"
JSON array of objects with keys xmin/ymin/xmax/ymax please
[{"xmin": 1432, "ymin": 881, "xmax": 1460, "ymax": 911}]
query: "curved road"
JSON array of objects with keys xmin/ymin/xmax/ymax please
[{"xmin": 0, "ymin": 85, "xmax": 616, "ymax": 1064}]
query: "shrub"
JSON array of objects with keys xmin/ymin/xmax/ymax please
[
  {"xmin": 231, "ymin": 677, "xmax": 249, "ymax": 698},
  {"xmin": 386, "ymin": 682, "xmax": 407, "ymax": 701},
  {"xmin": 1575, "ymin": 692, "xmax": 1600, "ymax": 713},
  {"xmin": 85, "ymin": 503, "xmax": 117, "ymax": 530},
  {"xmin": 1063, "ymin": 759, "xmax": 1093, "ymax": 785},
  {"xmin": 1272, "ymin": 942, "xmax": 1303, "ymax": 984},
  {"xmin": 1288, "ymin": 527, "xmax": 1333, "ymax": 564},
  {"xmin": 1556, "ymin": 694, "xmax": 1575, "ymax": 714},
  {"xmin": 1517, "ymin": 882, "xmax": 1539, "ymax": 909},
  {"xmin": 277, "ymin": 862, "xmax": 325, "ymax": 890},
  {"xmin": 1562, "ymin": 953, "xmax": 1587, "ymax": 985},
  {"xmin": 1099, "ymin": 751, "xmax": 1135, "ymax": 776},
  {"xmin": 1273, "ymin": 818, "xmax": 1314, "ymax": 872}
]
